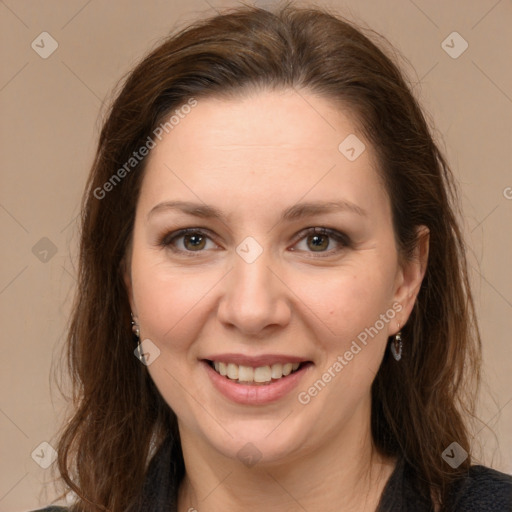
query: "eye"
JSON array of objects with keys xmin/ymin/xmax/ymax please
[
  {"xmin": 291, "ymin": 227, "xmax": 349, "ymax": 256},
  {"xmin": 160, "ymin": 228, "xmax": 219, "ymax": 255},
  {"xmin": 159, "ymin": 226, "xmax": 349, "ymax": 258}
]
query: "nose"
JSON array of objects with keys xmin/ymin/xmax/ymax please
[{"xmin": 217, "ymin": 251, "xmax": 291, "ymax": 336}]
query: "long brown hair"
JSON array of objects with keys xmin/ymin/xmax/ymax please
[{"xmin": 55, "ymin": 3, "xmax": 481, "ymax": 510}]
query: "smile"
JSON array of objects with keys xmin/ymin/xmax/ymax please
[
  {"xmin": 208, "ymin": 360, "xmax": 303, "ymax": 385},
  {"xmin": 202, "ymin": 353, "xmax": 313, "ymax": 404}
]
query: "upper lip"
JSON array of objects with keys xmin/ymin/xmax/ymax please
[{"xmin": 203, "ymin": 353, "xmax": 310, "ymax": 367}]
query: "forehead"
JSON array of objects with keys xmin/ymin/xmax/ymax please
[
  {"xmin": 159, "ymin": 88, "xmax": 362, "ymax": 155},
  {"xmin": 139, "ymin": 89, "xmax": 387, "ymax": 219}
]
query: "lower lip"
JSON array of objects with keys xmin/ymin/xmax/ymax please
[{"xmin": 202, "ymin": 361, "xmax": 312, "ymax": 405}]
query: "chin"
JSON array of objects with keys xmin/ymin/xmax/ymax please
[{"xmin": 191, "ymin": 412, "xmax": 317, "ymax": 467}]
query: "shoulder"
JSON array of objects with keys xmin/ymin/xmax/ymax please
[{"xmin": 450, "ymin": 465, "xmax": 512, "ymax": 510}]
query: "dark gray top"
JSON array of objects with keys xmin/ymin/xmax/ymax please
[{"xmin": 31, "ymin": 436, "xmax": 512, "ymax": 511}]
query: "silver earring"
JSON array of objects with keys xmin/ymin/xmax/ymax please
[
  {"xmin": 131, "ymin": 313, "xmax": 140, "ymax": 339},
  {"xmin": 390, "ymin": 325, "xmax": 402, "ymax": 361}
]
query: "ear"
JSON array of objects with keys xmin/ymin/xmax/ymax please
[{"xmin": 391, "ymin": 225, "xmax": 429, "ymax": 334}]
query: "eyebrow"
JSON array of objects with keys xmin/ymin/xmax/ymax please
[{"xmin": 147, "ymin": 199, "xmax": 367, "ymax": 222}]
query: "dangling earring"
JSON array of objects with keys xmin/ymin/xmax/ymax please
[
  {"xmin": 390, "ymin": 324, "xmax": 403, "ymax": 361},
  {"xmin": 132, "ymin": 313, "xmax": 145, "ymax": 362},
  {"xmin": 131, "ymin": 313, "xmax": 140, "ymax": 339}
]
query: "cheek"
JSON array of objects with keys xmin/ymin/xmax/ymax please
[
  {"xmin": 130, "ymin": 256, "xmax": 225, "ymax": 352},
  {"xmin": 307, "ymin": 273, "xmax": 395, "ymax": 369},
  {"xmin": 305, "ymin": 265, "xmax": 395, "ymax": 342}
]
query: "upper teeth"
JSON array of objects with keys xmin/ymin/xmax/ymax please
[{"xmin": 213, "ymin": 361, "xmax": 301, "ymax": 383}]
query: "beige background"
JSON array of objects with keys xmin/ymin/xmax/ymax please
[{"xmin": 1, "ymin": 0, "xmax": 511, "ymax": 510}]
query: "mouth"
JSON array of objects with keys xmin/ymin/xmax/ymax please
[
  {"xmin": 201, "ymin": 353, "xmax": 313, "ymax": 404},
  {"xmin": 205, "ymin": 359, "xmax": 308, "ymax": 385}
]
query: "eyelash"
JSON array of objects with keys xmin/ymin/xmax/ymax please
[{"xmin": 159, "ymin": 227, "xmax": 350, "ymax": 258}]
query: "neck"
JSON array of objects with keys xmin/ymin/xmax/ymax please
[{"xmin": 177, "ymin": 410, "xmax": 396, "ymax": 512}]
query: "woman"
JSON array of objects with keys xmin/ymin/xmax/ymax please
[{"xmin": 35, "ymin": 3, "xmax": 512, "ymax": 512}]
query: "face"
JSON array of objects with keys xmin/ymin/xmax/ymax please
[{"xmin": 125, "ymin": 88, "xmax": 426, "ymax": 466}]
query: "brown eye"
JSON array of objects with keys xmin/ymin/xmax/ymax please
[
  {"xmin": 183, "ymin": 233, "xmax": 206, "ymax": 251},
  {"xmin": 160, "ymin": 228, "xmax": 218, "ymax": 255},
  {"xmin": 292, "ymin": 227, "xmax": 349, "ymax": 256},
  {"xmin": 306, "ymin": 233, "xmax": 330, "ymax": 251}
]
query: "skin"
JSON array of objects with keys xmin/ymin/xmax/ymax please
[{"xmin": 124, "ymin": 88, "xmax": 429, "ymax": 512}]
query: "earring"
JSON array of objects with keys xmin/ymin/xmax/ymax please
[
  {"xmin": 131, "ymin": 313, "xmax": 140, "ymax": 339},
  {"xmin": 390, "ymin": 324, "xmax": 402, "ymax": 361}
]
